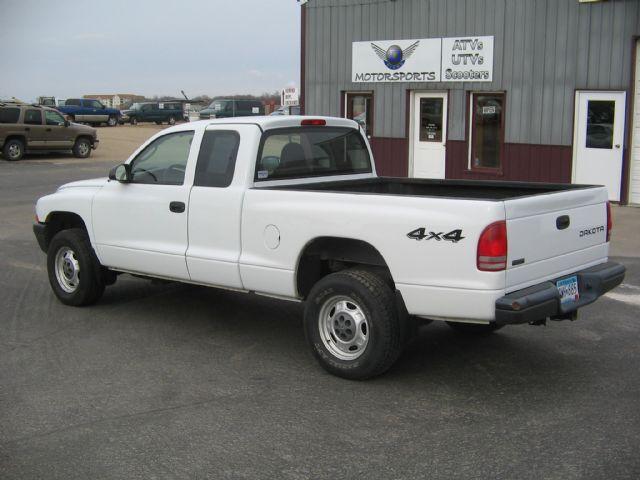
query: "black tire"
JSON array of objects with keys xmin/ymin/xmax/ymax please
[
  {"xmin": 47, "ymin": 228, "xmax": 105, "ymax": 306},
  {"xmin": 304, "ymin": 268, "xmax": 404, "ymax": 380},
  {"xmin": 155, "ymin": 121, "xmax": 162, "ymax": 125},
  {"xmin": 446, "ymin": 321, "xmax": 504, "ymax": 335},
  {"xmin": 168, "ymin": 116, "xmax": 176, "ymax": 125},
  {"xmin": 107, "ymin": 115, "xmax": 117, "ymax": 127},
  {"xmin": 3, "ymin": 138, "xmax": 24, "ymax": 161},
  {"xmin": 72, "ymin": 137, "xmax": 91, "ymax": 158},
  {"xmin": 130, "ymin": 117, "xmax": 138, "ymax": 125}
]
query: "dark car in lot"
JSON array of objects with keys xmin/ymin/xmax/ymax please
[
  {"xmin": 121, "ymin": 101, "xmax": 187, "ymax": 125},
  {"xmin": 198, "ymin": 99, "xmax": 264, "ymax": 119},
  {"xmin": 0, "ymin": 103, "xmax": 98, "ymax": 161},
  {"xmin": 57, "ymin": 98, "xmax": 121, "ymax": 127}
]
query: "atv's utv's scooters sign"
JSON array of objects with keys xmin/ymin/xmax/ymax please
[{"xmin": 352, "ymin": 36, "xmax": 493, "ymax": 83}]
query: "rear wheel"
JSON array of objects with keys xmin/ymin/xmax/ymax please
[
  {"xmin": 3, "ymin": 139, "xmax": 24, "ymax": 161},
  {"xmin": 73, "ymin": 138, "xmax": 91, "ymax": 158},
  {"xmin": 47, "ymin": 229, "xmax": 105, "ymax": 306},
  {"xmin": 155, "ymin": 121, "xmax": 162, "ymax": 125},
  {"xmin": 168, "ymin": 116, "xmax": 176, "ymax": 125},
  {"xmin": 304, "ymin": 268, "xmax": 404, "ymax": 379},
  {"xmin": 107, "ymin": 115, "xmax": 117, "ymax": 127},
  {"xmin": 130, "ymin": 117, "xmax": 138, "ymax": 125},
  {"xmin": 446, "ymin": 321, "xmax": 504, "ymax": 335}
]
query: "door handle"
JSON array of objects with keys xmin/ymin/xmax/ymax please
[
  {"xmin": 169, "ymin": 201, "xmax": 185, "ymax": 213},
  {"xmin": 614, "ymin": 144, "xmax": 621, "ymax": 149}
]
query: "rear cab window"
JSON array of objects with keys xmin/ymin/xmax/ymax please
[
  {"xmin": 0, "ymin": 107, "xmax": 20, "ymax": 123},
  {"xmin": 255, "ymin": 127, "xmax": 372, "ymax": 181}
]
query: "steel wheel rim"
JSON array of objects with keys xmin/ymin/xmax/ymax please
[
  {"xmin": 78, "ymin": 142, "xmax": 89, "ymax": 156},
  {"xmin": 8, "ymin": 144, "xmax": 20, "ymax": 159},
  {"xmin": 54, "ymin": 247, "xmax": 80, "ymax": 293},
  {"xmin": 318, "ymin": 295, "xmax": 369, "ymax": 360},
  {"xmin": 108, "ymin": 117, "xmax": 116, "ymax": 126}
]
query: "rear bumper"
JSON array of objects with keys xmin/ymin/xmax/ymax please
[{"xmin": 495, "ymin": 261, "xmax": 625, "ymax": 325}]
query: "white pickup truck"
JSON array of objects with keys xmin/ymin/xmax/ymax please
[{"xmin": 34, "ymin": 116, "xmax": 625, "ymax": 379}]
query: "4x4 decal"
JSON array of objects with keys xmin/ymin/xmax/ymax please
[{"xmin": 407, "ymin": 228, "xmax": 465, "ymax": 243}]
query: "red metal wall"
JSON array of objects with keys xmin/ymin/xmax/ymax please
[{"xmin": 369, "ymin": 138, "xmax": 572, "ymax": 183}]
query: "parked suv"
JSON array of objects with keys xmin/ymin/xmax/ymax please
[
  {"xmin": 57, "ymin": 98, "xmax": 121, "ymax": 127},
  {"xmin": 121, "ymin": 101, "xmax": 187, "ymax": 125},
  {"xmin": 0, "ymin": 103, "xmax": 98, "ymax": 161},
  {"xmin": 199, "ymin": 99, "xmax": 264, "ymax": 119}
]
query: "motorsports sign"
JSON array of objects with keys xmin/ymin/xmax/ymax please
[{"xmin": 352, "ymin": 36, "xmax": 493, "ymax": 83}]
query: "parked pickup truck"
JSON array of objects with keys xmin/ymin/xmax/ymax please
[
  {"xmin": 33, "ymin": 116, "xmax": 625, "ymax": 379},
  {"xmin": 57, "ymin": 99, "xmax": 121, "ymax": 127}
]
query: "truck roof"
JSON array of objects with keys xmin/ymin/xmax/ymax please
[{"xmin": 170, "ymin": 115, "xmax": 360, "ymax": 132}]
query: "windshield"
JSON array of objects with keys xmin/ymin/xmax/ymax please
[{"xmin": 256, "ymin": 127, "xmax": 372, "ymax": 181}]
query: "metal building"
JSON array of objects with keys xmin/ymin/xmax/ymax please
[{"xmin": 300, "ymin": 0, "xmax": 640, "ymax": 203}]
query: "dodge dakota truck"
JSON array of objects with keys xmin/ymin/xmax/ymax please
[
  {"xmin": 57, "ymin": 99, "xmax": 121, "ymax": 127},
  {"xmin": 33, "ymin": 116, "xmax": 625, "ymax": 379}
]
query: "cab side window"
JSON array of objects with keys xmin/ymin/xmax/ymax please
[
  {"xmin": 129, "ymin": 131, "xmax": 194, "ymax": 185},
  {"xmin": 194, "ymin": 131, "xmax": 240, "ymax": 188},
  {"xmin": 24, "ymin": 109, "xmax": 43, "ymax": 125}
]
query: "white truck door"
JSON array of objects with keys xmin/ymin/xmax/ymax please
[
  {"xmin": 92, "ymin": 130, "xmax": 197, "ymax": 279},
  {"xmin": 185, "ymin": 124, "xmax": 257, "ymax": 288}
]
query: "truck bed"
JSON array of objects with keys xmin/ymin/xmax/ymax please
[{"xmin": 262, "ymin": 177, "xmax": 596, "ymax": 200}]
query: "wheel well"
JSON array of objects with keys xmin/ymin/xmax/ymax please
[
  {"xmin": 3, "ymin": 135, "xmax": 27, "ymax": 147},
  {"xmin": 296, "ymin": 237, "xmax": 393, "ymax": 299},
  {"xmin": 74, "ymin": 135, "xmax": 93, "ymax": 146},
  {"xmin": 43, "ymin": 212, "xmax": 88, "ymax": 249}
]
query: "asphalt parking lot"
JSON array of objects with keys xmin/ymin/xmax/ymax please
[{"xmin": 1, "ymin": 126, "xmax": 639, "ymax": 479}]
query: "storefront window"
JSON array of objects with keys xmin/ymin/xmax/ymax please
[
  {"xmin": 345, "ymin": 93, "xmax": 373, "ymax": 136},
  {"xmin": 470, "ymin": 93, "xmax": 504, "ymax": 170}
]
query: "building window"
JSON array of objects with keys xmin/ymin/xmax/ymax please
[
  {"xmin": 345, "ymin": 92, "xmax": 373, "ymax": 137},
  {"xmin": 469, "ymin": 92, "xmax": 504, "ymax": 171}
]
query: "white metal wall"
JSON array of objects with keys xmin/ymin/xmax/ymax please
[{"xmin": 631, "ymin": 40, "xmax": 640, "ymax": 205}]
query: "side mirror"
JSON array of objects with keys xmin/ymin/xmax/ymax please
[
  {"xmin": 63, "ymin": 120, "xmax": 70, "ymax": 127},
  {"xmin": 108, "ymin": 163, "xmax": 132, "ymax": 183}
]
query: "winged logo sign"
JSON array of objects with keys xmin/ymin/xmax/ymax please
[{"xmin": 370, "ymin": 41, "xmax": 420, "ymax": 70}]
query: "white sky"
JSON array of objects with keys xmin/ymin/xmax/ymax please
[{"xmin": 0, "ymin": 0, "xmax": 301, "ymax": 101}]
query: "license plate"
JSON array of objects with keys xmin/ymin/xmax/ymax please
[{"xmin": 557, "ymin": 276, "xmax": 579, "ymax": 304}]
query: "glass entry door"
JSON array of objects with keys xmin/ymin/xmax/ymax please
[{"xmin": 574, "ymin": 91, "xmax": 626, "ymax": 201}]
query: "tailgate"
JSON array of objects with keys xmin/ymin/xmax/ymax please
[{"xmin": 504, "ymin": 186, "xmax": 609, "ymax": 292}]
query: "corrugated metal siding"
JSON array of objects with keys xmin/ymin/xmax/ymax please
[{"xmin": 304, "ymin": 0, "xmax": 640, "ymax": 145}]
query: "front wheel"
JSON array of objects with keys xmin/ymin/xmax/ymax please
[
  {"xmin": 446, "ymin": 321, "xmax": 504, "ymax": 335},
  {"xmin": 47, "ymin": 229, "xmax": 105, "ymax": 306},
  {"xmin": 130, "ymin": 117, "xmax": 138, "ymax": 125},
  {"xmin": 73, "ymin": 138, "xmax": 91, "ymax": 158},
  {"xmin": 304, "ymin": 269, "xmax": 404, "ymax": 380},
  {"xmin": 3, "ymin": 138, "xmax": 24, "ymax": 161}
]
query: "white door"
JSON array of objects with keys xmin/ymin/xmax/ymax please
[
  {"xmin": 574, "ymin": 91, "xmax": 626, "ymax": 201},
  {"xmin": 411, "ymin": 92, "xmax": 447, "ymax": 179},
  {"xmin": 92, "ymin": 130, "xmax": 197, "ymax": 280}
]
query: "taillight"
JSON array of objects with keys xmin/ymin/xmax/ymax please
[
  {"xmin": 477, "ymin": 221, "xmax": 508, "ymax": 271},
  {"xmin": 301, "ymin": 118, "xmax": 326, "ymax": 126},
  {"xmin": 606, "ymin": 201, "xmax": 612, "ymax": 242}
]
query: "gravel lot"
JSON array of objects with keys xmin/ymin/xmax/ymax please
[{"xmin": 1, "ymin": 125, "xmax": 639, "ymax": 479}]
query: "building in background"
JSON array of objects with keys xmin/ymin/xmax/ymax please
[
  {"xmin": 300, "ymin": 0, "xmax": 640, "ymax": 204},
  {"xmin": 82, "ymin": 94, "xmax": 145, "ymax": 109}
]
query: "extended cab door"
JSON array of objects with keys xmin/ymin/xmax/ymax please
[
  {"xmin": 92, "ymin": 129, "xmax": 197, "ymax": 279},
  {"xmin": 185, "ymin": 124, "xmax": 257, "ymax": 288}
]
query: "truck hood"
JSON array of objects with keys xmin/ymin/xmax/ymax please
[{"xmin": 58, "ymin": 177, "xmax": 108, "ymax": 191}]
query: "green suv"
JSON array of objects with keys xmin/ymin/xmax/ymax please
[{"xmin": 0, "ymin": 103, "xmax": 98, "ymax": 161}]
